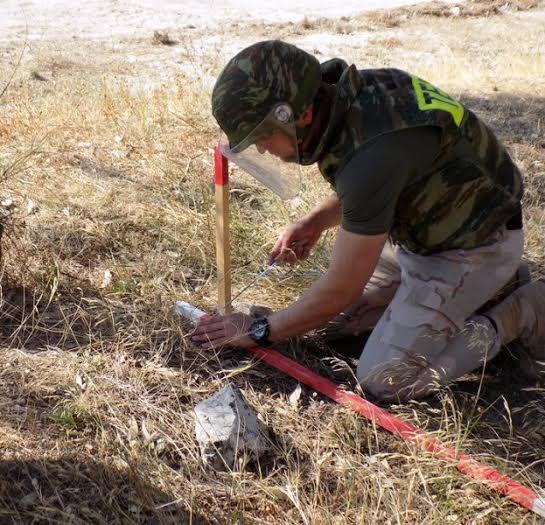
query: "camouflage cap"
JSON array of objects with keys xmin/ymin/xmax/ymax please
[{"xmin": 212, "ymin": 40, "xmax": 321, "ymax": 147}]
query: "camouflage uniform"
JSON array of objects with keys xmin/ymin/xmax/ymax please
[
  {"xmin": 212, "ymin": 41, "xmax": 525, "ymax": 401},
  {"xmin": 353, "ymin": 231, "xmax": 523, "ymax": 401},
  {"xmin": 308, "ymin": 63, "xmax": 523, "ymax": 254}
]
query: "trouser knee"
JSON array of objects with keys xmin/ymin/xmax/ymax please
[{"xmin": 357, "ymin": 357, "xmax": 445, "ymax": 403}]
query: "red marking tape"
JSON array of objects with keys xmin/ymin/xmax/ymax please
[
  {"xmin": 247, "ymin": 346, "xmax": 544, "ymax": 518},
  {"xmin": 214, "ymin": 146, "xmax": 229, "ymax": 186},
  {"xmin": 176, "ymin": 302, "xmax": 545, "ymax": 518}
]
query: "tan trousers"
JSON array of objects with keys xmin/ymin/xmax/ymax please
[{"xmin": 328, "ymin": 228, "xmax": 524, "ymax": 402}]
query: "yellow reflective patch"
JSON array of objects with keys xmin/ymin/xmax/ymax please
[{"xmin": 411, "ymin": 75, "xmax": 464, "ymax": 126}]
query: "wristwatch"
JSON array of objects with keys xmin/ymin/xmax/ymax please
[{"xmin": 248, "ymin": 317, "xmax": 272, "ymax": 347}]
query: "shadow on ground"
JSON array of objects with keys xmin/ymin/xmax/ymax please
[{"xmin": 0, "ymin": 457, "xmax": 212, "ymax": 525}]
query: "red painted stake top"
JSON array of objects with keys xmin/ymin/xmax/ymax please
[{"xmin": 214, "ymin": 146, "xmax": 229, "ymax": 186}]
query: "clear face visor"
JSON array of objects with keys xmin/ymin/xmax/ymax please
[{"xmin": 219, "ymin": 104, "xmax": 301, "ymax": 199}]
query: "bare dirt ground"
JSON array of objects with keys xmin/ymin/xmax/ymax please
[{"xmin": 1, "ymin": 0, "xmax": 544, "ymax": 524}]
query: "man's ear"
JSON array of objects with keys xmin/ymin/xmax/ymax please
[{"xmin": 295, "ymin": 105, "xmax": 313, "ymax": 127}]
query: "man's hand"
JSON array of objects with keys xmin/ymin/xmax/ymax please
[
  {"xmin": 269, "ymin": 194, "xmax": 342, "ymax": 265},
  {"xmin": 190, "ymin": 312, "xmax": 256, "ymax": 350},
  {"xmin": 267, "ymin": 230, "xmax": 388, "ymax": 342},
  {"xmin": 269, "ymin": 217, "xmax": 322, "ymax": 265}
]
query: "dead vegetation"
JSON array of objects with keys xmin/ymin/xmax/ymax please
[
  {"xmin": 365, "ymin": 0, "xmax": 542, "ymax": 28},
  {"xmin": 0, "ymin": 1, "xmax": 544, "ymax": 524},
  {"xmin": 152, "ymin": 31, "xmax": 178, "ymax": 47},
  {"xmin": 240, "ymin": 0, "xmax": 544, "ymax": 38}
]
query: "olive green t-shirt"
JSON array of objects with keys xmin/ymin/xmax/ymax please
[{"xmin": 334, "ymin": 126, "xmax": 441, "ymax": 236}]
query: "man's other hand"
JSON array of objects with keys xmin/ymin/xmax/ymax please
[{"xmin": 269, "ymin": 217, "xmax": 322, "ymax": 265}]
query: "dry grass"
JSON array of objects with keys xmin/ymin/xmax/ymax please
[{"xmin": 1, "ymin": 1, "xmax": 545, "ymax": 523}]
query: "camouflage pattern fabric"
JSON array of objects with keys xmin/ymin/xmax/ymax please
[
  {"xmin": 319, "ymin": 57, "xmax": 349, "ymax": 85},
  {"xmin": 211, "ymin": 40, "xmax": 321, "ymax": 148},
  {"xmin": 308, "ymin": 64, "xmax": 523, "ymax": 254},
  {"xmin": 356, "ymin": 228, "xmax": 524, "ymax": 402}
]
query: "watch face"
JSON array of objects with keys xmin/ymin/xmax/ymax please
[
  {"xmin": 250, "ymin": 318, "xmax": 270, "ymax": 344},
  {"xmin": 253, "ymin": 319, "xmax": 267, "ymax": 339}
]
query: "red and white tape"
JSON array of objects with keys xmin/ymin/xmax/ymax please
[{"xmin": 175, "ymin": 301, "xmax": 545, "ymax": 518}]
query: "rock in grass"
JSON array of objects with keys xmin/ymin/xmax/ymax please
[{"xmin": 194, "ymin": 385, "xmax": 267, "ymax": 470}]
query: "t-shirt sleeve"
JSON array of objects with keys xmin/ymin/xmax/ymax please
[{"xmin": 335, "ymin": 126, "xmax": 442, "ymax": 235}]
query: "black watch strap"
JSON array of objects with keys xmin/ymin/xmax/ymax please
[{"xmin": 248, "ymin": 317, "xmax": 272, "ymax": 347}]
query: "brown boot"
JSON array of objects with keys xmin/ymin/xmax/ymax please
[{"xmin": 485, "ymin": 280, "xmax": 545, "ymax": 380}]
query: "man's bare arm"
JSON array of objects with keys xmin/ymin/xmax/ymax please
[
  {"xmin": 305, "ymin": 193, "xmax": 342, "ymax": 231},
  {"xmin": 268, "ymin": 229, "xmax": 388, "ymax": 341}
]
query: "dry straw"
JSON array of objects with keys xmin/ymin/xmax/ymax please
[{"xmin": 0, "ymin": 0, "xmax": 544, "ymax": 523}]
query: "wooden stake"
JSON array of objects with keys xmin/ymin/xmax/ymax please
[{"xmin": 214, "ymin": 147, "xmax": 232, "ymax": 314}]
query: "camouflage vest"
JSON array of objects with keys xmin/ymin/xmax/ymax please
[{"xmin": 310, "ymin": 64, "xmax": 523, "ymax": 254}]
